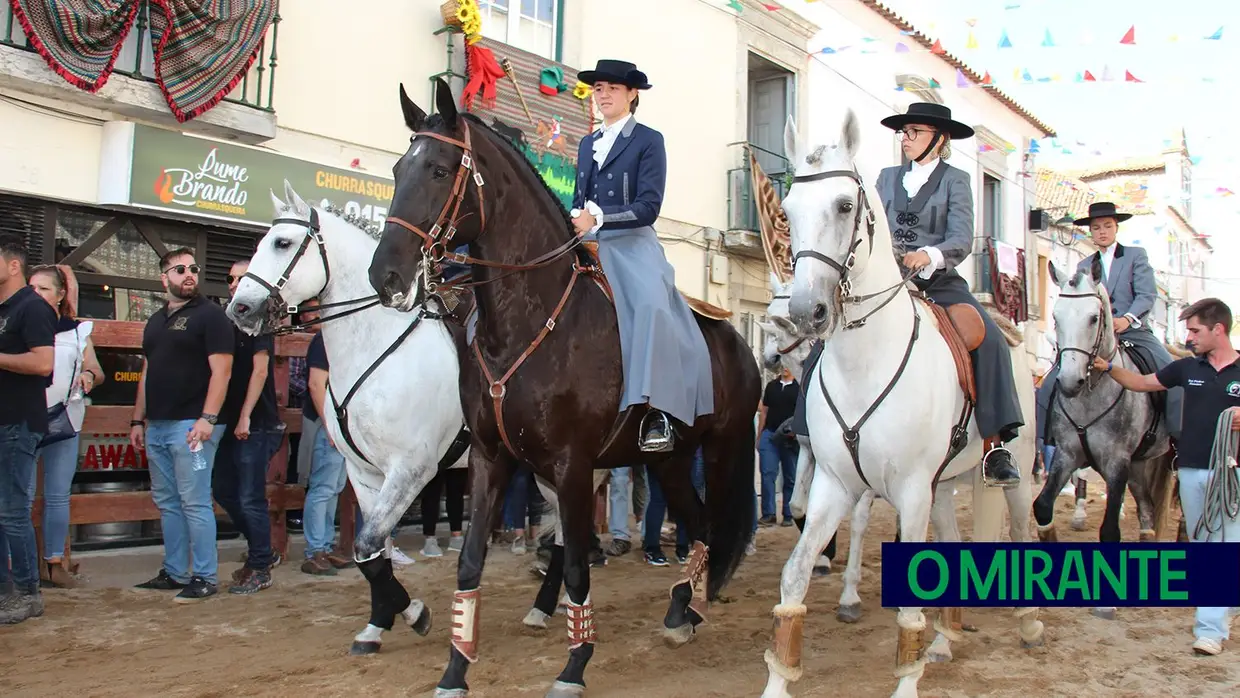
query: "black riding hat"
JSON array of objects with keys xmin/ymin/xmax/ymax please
[
  {"xmin": 1074, "ymin": 201, "xmax": 1133, "ymax": 226},
  {"xmin": 578, "ymin": 59, "xmax": 652, "ymax": 90},
  {"xmin": 880, "ymin": 102, "xmax": 974, "ymax": 140}
]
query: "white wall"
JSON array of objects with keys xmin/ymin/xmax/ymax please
[{"xmin": 0, "ymin": 98, "xmax": 102, "ymax": 203}]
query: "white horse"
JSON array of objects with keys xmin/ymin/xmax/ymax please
[
  {"xmin": 760, "ymin": 274, "xmax": 1034, "ymax": 625},
  {"xmin": 761, "ymin": 112, "xmax": 1043, "ymax": 698},
  {"xmin": 227, "ymin": 183, "xmax": 465, "ymax": 655}
]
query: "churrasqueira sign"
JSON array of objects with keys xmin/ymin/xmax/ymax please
[{"xmin": 99, "ymin": 123, "xmax": 395, "ymax": 229}]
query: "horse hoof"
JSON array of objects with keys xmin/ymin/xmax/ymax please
[
  {"xmin": 349, "ymin": 641, "xmax": 381, "ymax": 656},
  {"xmin": 1091, "ymin": 607, "xmax": 1117, "ymax": 621},
  {"xmin": 927, "ymin": 649, "xmax": 953, "ymax": 663},
  {"xmin": 837, "ymin": 603, "xmax": 863, "ymax": 624},
  {"xmin": 523, "ymin": 607, "xmax": 550, "ymax": 629},
  {"xmin": 411, "ymin": 605, "xmax": 433, "ymax": 636},
  {"xmin": 662, "ymin": 622, "xmax": 696, "ymax": 648},
  {"xmin": 433, "ymin": 688, "xmax": 469, "ymax": 698},
  {"xmin": 1070, "ymin": 518, "xmax": 1086, "ymax": 531},
  {"xmin": 546, "ymin": 680, "xmax": 586, "ymax": 698},
  {"xmin": 1021, "ymin": 636, "xmax": 1045, "ymax": 649}
]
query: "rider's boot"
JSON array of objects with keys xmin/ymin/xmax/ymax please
[
  {"xmin": 639, "ymin": 408, "xmax": 675, "ymax": 453},
  {"xmin": 982, "ymin": 437, "xmax": 1021, "ymax": 489}
]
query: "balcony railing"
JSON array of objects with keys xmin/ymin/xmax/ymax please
[
  {"xmin": 2, "ymin": 2, "xmax": 278, "ymax": 112},
  {"xmin": 726, "ymin": 142, "xmax": 791, "ymax": 233}
]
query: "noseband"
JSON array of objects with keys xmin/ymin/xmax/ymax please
[{"xmin": 768, "ymin": 293, "xmax": 806, "ymax": 355}]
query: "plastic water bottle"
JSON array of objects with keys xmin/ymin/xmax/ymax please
[{"xmin": 189, "ymin": 437, "xmax": 207, "ymax": 471}]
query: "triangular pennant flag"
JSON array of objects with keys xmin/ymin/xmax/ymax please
[
  {"xmin": 1074, "ymin": 72, "xmax": 1084, "ymax": 82},
  {"xmin": 895, "ymin": 41, "xmax": 910, "ymax": 53},
  {"xmin": 726, "ymin": 0, "xmax": 742, "ymax": 12},
  {"xmin": 1125, "ymin": 70, "xmax": 1143, "ymax": 83},
  {"xmin": 1051, "ymin": 73, "xmax": 1062, "ymax": 82},
  {"xmin": 956, "ymin": 69, "xmax": 969, "ymax": 88},
  {"xmin": 1189, "ymin": 156, "xmax": 1203, "ymax": 165},
  {"xmin": 966, "ymin": 31, "xmax": 978, "ymax": 49},
  {"xmin": 1083, "ymin": 70, "xmax": 1096, "ymax": 81},
  {"xmin": 1120, "ymin": 25, "xmax": 1135, "ymax": 44},
  {"xmin": 820, "ymin": 46, "xmax": 836, "ymax": 54},
  {"xmin": 1013, "ymin": 67, "xmax": 1021, "ymax": 81},
  {"xmin": 1101, "ymin": 65, "xmax": 1114, "ymax": 81},
  {"xmin": 998, "ymin": 29, "xmax": 1013, "ymax": 48},
  {"xmin": 966, "ymin": 18, "xmax": 978, "ymax": 27},
  {"xmin": 1021, "ymin": 68, "xmax": 1033, "ymax": 82},
  {"xmin": 931, "ymin": 39, "xmax": 946, "ymax": 54},
  {"xmin": 1028, "ymin": 139, "xmax": 1040, "ymax": 152},
  {"xmin": 1206, "ymin": 26, "xmax": 1223, "ymax": 40},
  {"xmin": 760, "ymin": 2, "xmax": 781, "ymax": 10},
  {"xmin": 1041, "ymin": 28, "xmax": 1055, "ymax": 47},
  {"xmin": 1167, "ymin": 33, "xmax": 1179, "ymax": 43},
  {"xmin": 928, "ymin": 77, "xmax": 941, "ymax": 88},
  {"xmin": 981, "ymin": 71, "xmax": 993, "ymax": 85}
]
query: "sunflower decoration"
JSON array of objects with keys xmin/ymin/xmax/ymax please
[
  {"xmin": 455, "ymin": 0, "xmax": 483, "ymax": 43},
  {"xmin": 572, "ymin": 81, "xmax": 593, "ymax": 100}
]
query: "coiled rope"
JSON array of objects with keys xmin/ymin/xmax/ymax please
[{"xmin": 1194, "ymin": 406, "xmax": 1240, "ymax": 541}]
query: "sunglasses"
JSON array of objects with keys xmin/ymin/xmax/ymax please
[
  {"xmin": 163, "ymin": 264, "xmax": 200, "ymax": 275},
  {"xmin": 227, "ymin": 275, "xmax": 239, "ymax": 284}
]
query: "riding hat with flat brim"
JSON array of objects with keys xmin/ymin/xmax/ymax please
[
  {"xmin": 880, "ymin": 102, "xmax": 974, "ymax": 140},
  {"xmin": 1073, "ymin": 201, "xmax": 1133, "ymax": 226},
  {"xmin": 578, "ymin": 59, "xmax": 652, "ymax": 90}
]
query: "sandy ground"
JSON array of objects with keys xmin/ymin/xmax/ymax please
[{"xmin": 2, "ymin": 480, "xmax": 1237, "ymax": 698}]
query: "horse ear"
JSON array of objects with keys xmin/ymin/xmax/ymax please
[
  {"xmin": 434, "ymin": 77, "xmax": 458, "ymax": 125},
  {"xmin": 784, "ymin": 116, "xmax": 802, "ymax": 167},
  {"xmin": 1087, "ymin": 259, "xmax": 1103, "ymax": 286},
  {"xmin": 1047, "ymin": 261, "xmax": 1063, "ymax": 287},
  {"xmin": 283, "ymin": 180, "xmax": 309, "ymax": 216},
  {"xmin": 840, "ymin": 109, "xmax": 861, "ymax": 160},
  {"xmin": 399, "ymin": 83, "xmax": 426, "ymax": 132},
  {"xmin": 270, "ymin": 189, "xmax": 286, "ymax": 217}
]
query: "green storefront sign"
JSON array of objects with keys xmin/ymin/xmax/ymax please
[{"xmin": 105, "ymin": 124, "xmax": 396, "ymax": 228}]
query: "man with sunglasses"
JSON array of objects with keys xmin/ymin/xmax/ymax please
[
  {"xmin": 212, "ymin": 260, "xmax": 283, "ymax": 594},
  {"xmin": 130, "ymin": 248, "xmax": 234, "ymax": 602}
]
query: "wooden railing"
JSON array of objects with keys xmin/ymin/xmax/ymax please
[{"xmin": 31, "ymin": 319, "xmax": 357, "ymax": 570}]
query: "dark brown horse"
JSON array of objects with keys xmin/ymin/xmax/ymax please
[{"xmin": 368, "ymin": 78, "xmax": 760, "ymax": 698}]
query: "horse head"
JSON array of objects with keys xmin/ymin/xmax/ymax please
[
  {"xmin": 759, "ymin": 272, "xmax": 810, "ymax": 375},
  {"xmin": 228, "ymin": 182, "xmax": 333, "ymax": 335},
  {"xmin": 370, "ymin": 78, "xmax": 489, "ymax": 311},
  {"xmin": 1049, "ymin": 260, "xmax": 1117, "ymax": 397},
  {"xmin": 782, "ymin": 109, "xmax": 895, "ymax": 339}
]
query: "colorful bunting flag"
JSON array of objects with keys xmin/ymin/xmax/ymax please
[
  {"xmin": 955, "ymin": 69, "xmax": 969, "ymax": 88},
  {"xmin": 928, "ymin": 77, "xmax": 941, "ymax": 88},
  {"xmin": 1120, "ymin": 25, "xmax": 1135, "ymax": 44},
  {"xmin": 760, "ymin": 2, "xmax": 781, "ymax": 10},
  {"xmin": 981, "ymin": 71, "xmax": 993, "ymax": 85},
  {"xmin": 998, "ymin": 29, "xmax": 1013, "ymax": 48},
  {"xmin": 1028, "ymin": 139, "xmax": 1040, "ymax": 152},
  {"xmin": 1041, "ymin": 29, "xmax": 1055, "ymax": 47},
  {"xmin": 820, "ymin": 47, "xmax": 836, "ymax": 54},
  {"xmin": 1189, "ymin": 156, "xmax": 1203, "ymax": 165},
  {"xmin": 1125, "ymin": 70, "xmax": 1143, "ymax": 83},
  {"xmin": 966, "ymin": 31, "xmax": 978, "ymax": 49},
  {"xmin": 1021, "ymin": 68, "xmax": 1033, "ymax": 82},
  {"xmin": 1074, "ymin": 72, "xmax": 1083, "ymax": 82},
  {"xmin": 1206, "ymin": 26, "xmax": 1224, "ymax": 40},
  {"xmin": 726, "ymin": 0, "xmax": 742, "ymax": 12},
  {"xmin": 1083, "ymin": 70, "xmax": 1096, "ymax": 81},
  {"xmin": 895, "ymin": 42, "xmax": 910, "ymax": 53},
  {"xmin": 931, "ymin": 39, "xmax": 946, "ymax": 54}
]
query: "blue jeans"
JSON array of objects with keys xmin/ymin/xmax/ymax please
[
  {"xmin": 759, "ymin": 429, "xmax": 799, "ymax": 519},
  {"xmin": 502, "ymin": 468, "xmax": 542, "ymax": 530},
  {"xmin": 0, "ymin": 423, "xmax": 42, "ymax": 594},
  {"xmin": 303, "ymin": 423, "xmax": 347, "ymax": 557},
  {"xmin": 1178, "ymin": 467, "xmax": 1240, "ymax": 641},
  {"xmin": 214, "ymin": 427, "xmax": 282, "ymax": 569},
  {"xmin": 146, "ymin": 419, "xmax": 225, "ymax": 585},
  {"xmin": 36, "ymin": 435, "xmax": 79, "ymax": 561},
  {"xmin": 609, "ymin": 467, "xmax": 633, "ymax": 541},
  {"xmin": 642, "ymin": 450, "xmax": 705, "ymax": 552}
]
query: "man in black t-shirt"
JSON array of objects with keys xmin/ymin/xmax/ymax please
[
  {"xmin": 0, "ymin": 235, "xmax": 56, "ymax": 625},
  {"xmin": 757, "ymin": 367, "xmax": 801, "ymax": 526},
  {"xmin": 129, "ymin": 248, "xmax": 234, "ymax": 603},
  {"xmin": 1095, "ymin": 297, "xmax": 1240, "ymax": 657},
  {"xmin": 213, "ymin": 261, "xmax": 284, "ymax": 594}
]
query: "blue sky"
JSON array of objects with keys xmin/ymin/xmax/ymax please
[{"xmin": 784, "ymin": 0, "xmax": 1239, "ymax": 303}]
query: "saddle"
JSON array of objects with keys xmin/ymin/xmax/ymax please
[
  {"xmin": 918, "ymin": 295, "xmax": 983, "ymax": 405},
  {"xmin": 581, "ymin": 240, "xmax": 733, "ymax": 320}
]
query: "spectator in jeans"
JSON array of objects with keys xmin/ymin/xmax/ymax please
[
  {"xmin": 758, "ymin": 367, "xmax": 799, "ymax": 527},
  {"xmin": 214, "ymin": 261, "xmax": 284, "ymax": 594},
  {"xmin": 300, "ymin": 326, "xmax": 353, "ymax": 575},
  {"xmin": 30, "ymin": 265, "xmax": 103, "ymax": 589},
  {"xmin": 501, "ymin": 467, "xmax": 542, "ymax": 554},
  {"xmin": 129, "ymin": 248, "xmax": 233, "ymax": 603},
  {"xmin": 0, "ymin": 235, "xmax": 56, "ymax": 625},
  {"xmin": 605, "ymin": 466, "xmax": 636, "ymax": 556},
  {"xmin": 419, "ymin": 460, "xmax": 467, "ymax": 557},
  {"xmin": 642, "ymin": 449, "xmax": 704, "ymax": 566}
]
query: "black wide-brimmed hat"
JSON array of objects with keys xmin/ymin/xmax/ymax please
[
  {"xmin": 578, "ymin": 59, "xmax": 652, "ymax": 90},
  {"xmin": 880, "ymin": 102, "xmax": 974, "ymax": 140},
  {"xmin": 1074, "ymin": 201, "xmax": 1133, "ymax": 226}
]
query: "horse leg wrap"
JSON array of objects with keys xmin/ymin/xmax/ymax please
[
  {"xmin": 1138, "ymin": 528, "xmax": 1157, "ymax": 542},
  {"xmin": 565, "ymin": 595, "xmax": 597, "ymax": 650},
  {"xmin": 894, "ymin": 614, "xmax": 926, "ymax": 678},
  {"xmin": 451, "ymin": 588, "xmax": 482, "ymax": 663},
  {"xmin": 673, "ymin": 541, "xmax": 710, "ymax": 621},
  {"xmin": 357, "ymin": 555, "xmax": 411, "ymax": 631},
  {"xmin": 1014, "ymin": 607, "xmax": 1045, "ymax": 647},
  {"xmin": 934, "ymin": 607, "xmax": 966, "ymax": 643},
  {"xmin": 1036, "ymin": 523, "xmax": 1058, "ymax": 543},
  {"xmin": 764, "ymin": 603, "xmax": 806, "ymax": 683}
]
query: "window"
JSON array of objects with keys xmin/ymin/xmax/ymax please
[
  {"xmin": 1181, "ymin": 156, "xmax": 1192, "ymax": 219},
  {"xmin": 982, "ymin": 173, "xmax": 1002, "ymax": 240},
  {"xmin": 479, "ymin": 0, "xmax": 558, "ymax": 59}
]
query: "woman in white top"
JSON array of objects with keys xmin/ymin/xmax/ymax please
[{"xmin": 29, "ymin": 265, "xmax": 103, "ymax": 588}]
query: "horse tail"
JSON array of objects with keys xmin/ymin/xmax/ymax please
[
  {"xmin": 704, "ymin": 418, "xmax": 757, "ymax": 600},
  {"xmin": 1149, "ymin": 451, "xmax": 1176, "ymax": 539}
]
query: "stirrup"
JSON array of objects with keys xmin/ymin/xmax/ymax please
[
  {"xmin": 982, "ymin": 445, "xmax": 1020, "ymax": 489},
  {"xmin": 639, "ymin": 410, "xmax": 675, "ymax": 453}
]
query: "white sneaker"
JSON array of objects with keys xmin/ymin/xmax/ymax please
[
  {"xmin": 422, "ymin": 538, "xmax": 444, "ymax": 558},
  {"xmin": 390, "ymin": 546, "xmax": 415, "ymax": 567},
  {"xmin": 745, "ymin": 542, "xmax": 757, "ymax": 556},
  {"xmin": 447, "ymin": 536, "xmax": 464, "ymax": 553},
  {"xmin": 511, "ymin": 534, "xmax": 527, "ymax": 556},
  {"xmin": 1193, "ymin": 637, "xmax": 1223, "ymax": 656}
]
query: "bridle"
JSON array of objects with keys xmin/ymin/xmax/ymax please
[
  {"xmin": 1053, "ymin": 291, "xmax": 1117, "ymax": 390},
  {"xmin": 768, "ymin": 294, "xmax": 806, "ymax": 356},
  {"xmin": 243, "ymin": 208, "xmax": 382, "ymax": 336},
  {"xmin": 786, "ymin": 168, "xmax": 917, "ymax": 330}
]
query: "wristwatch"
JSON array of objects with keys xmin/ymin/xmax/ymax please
[{"xmin": 201, "ymin": 413, "xmax": 218, "ymax": 425}]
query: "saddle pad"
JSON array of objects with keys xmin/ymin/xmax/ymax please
[
  {"xmin": 580, "ymin": 240, "xmax": 731, "ymax": 320},
  {"xmin": 922, "ymin": 299, "xmax": 976, "ymax": 404}
]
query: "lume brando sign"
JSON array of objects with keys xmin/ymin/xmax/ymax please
[{"xmin": 99, "ymin": 122, "xmax": 395, "ymax": 228}]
